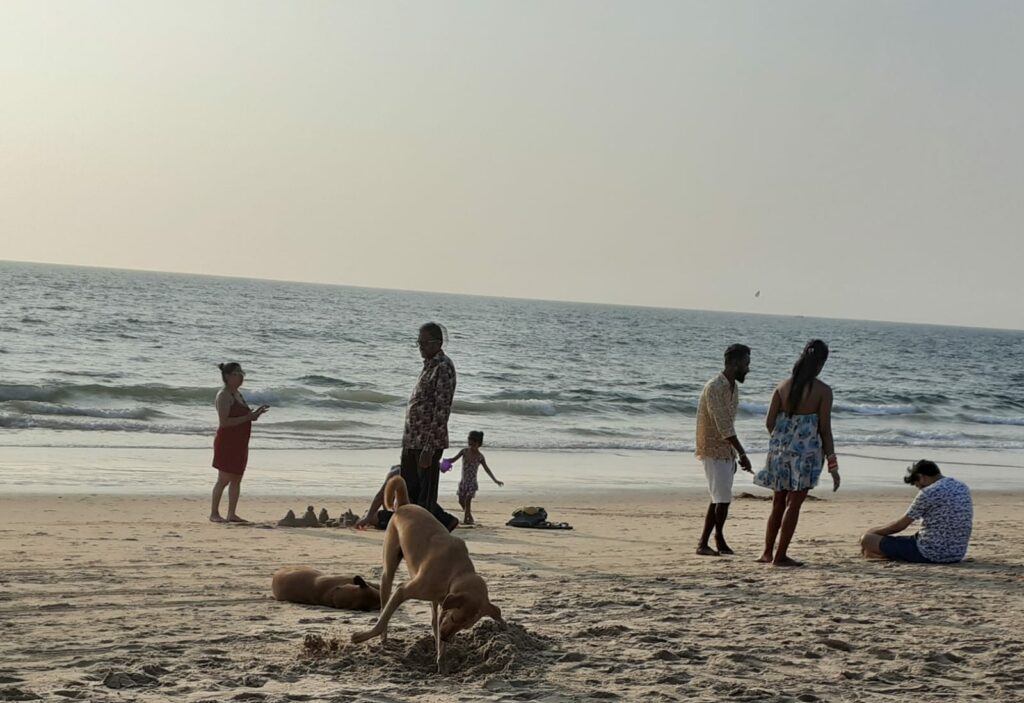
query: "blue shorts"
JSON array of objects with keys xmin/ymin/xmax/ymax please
[{"xmin": 879, "ymin": 535, "xmax": 935, "ymax": 564}]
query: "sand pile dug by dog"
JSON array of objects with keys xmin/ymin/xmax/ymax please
[{"xmin": 299, "ymin": 620, "xmax": 551, "ymax": 681}]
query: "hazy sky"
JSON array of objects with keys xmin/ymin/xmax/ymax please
[{"xmin": 2, "ymin": 2, "xmax": 1022, "ymax": 329}]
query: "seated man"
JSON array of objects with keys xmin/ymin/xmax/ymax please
[
  {"xmin": 354, "ymin": 465, "xmax": 401, "ymax": 530},
  {"xmin": 860, "ymin": 460, "xmax": 972, "ymax": 564},
  {"xmin": 354, "ymin": 465, "xmax": 458, "ymax": 532}
]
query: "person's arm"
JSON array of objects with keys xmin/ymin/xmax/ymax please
[
  {"xmin": 481, "ymin": 455, "xmax": 503, "ymax": 486},
  {"xmin": 216, "ymin": 392, "xmax": 256, "ymax": 428},
  {"xmin": 818, "ymin": 384, "xmax": 839, "ymax": 491},
  {"xmin": 818, "ymin": 384, "xmax": 835, "ymax": 457},
  {"xmin": 445, "ymin": 449, "xmax": 465, "ymax": 464},
  {"xmin": 766, "ymin": 387, "xmax": 782, "ymax": 434},
  {"xmin": 867, "ymin": 515, "xmax": 913, "ymax": 536},
  {"xmin": 708, "ymin": 383, "xmax": 751, "ymax": 470}
]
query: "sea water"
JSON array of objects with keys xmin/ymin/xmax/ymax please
[{"xmin": 1, "ymin": 261, "xmax": 1022, "ymax": 493}]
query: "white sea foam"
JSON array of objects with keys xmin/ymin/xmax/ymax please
[
  {"xmin": 964, "ymin": 414, "xmax": 1024, "ymax": 426},
  {"xmin": 834, "ymin": 402, "xmax": 918, "ymax": 416}
]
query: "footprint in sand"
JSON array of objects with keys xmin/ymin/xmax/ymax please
[
  {"xmin": 650, "ymin": 650, "xmax": 680, "ymax": 661},
  {"xmin": 821, "ymin": 638, "xmax": 854, "ymax": 652}
]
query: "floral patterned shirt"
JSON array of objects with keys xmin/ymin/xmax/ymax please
[
  {"xmin": 695, "ymin": 373, "xmax": 739, "ymax": 460},
  {"xmin": 402, "ymin": 351, "xmax": 457, "ymax": 451}
]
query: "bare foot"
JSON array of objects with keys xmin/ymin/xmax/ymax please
[
  {"xmin": 696, "ymin": 545, "xmax": 721, "ymax": 557},
  {"xmin": 227, "ymin": 515, "xmax": 251, "ymax": 524},
  {"xmin": 756, "ymin": 552, "xmax": 773, "ymax": 563},
  {"xmin": 772, "ymin": 556, "xmax": 804, "ymax": 567},
  {"xmin": 209, "ymin": 515, "xmax": 226, "ymax": 523},
  {"xmin": 715, "ymin": 540, "xmax": 735, "ymax": 556},
  {"xmin": 464, "ymin": 516, "xmax": 475, "ymax": 525},
  {"xmin": 351, "ymin": 630, "xmax": 375, "ymax": 644}
]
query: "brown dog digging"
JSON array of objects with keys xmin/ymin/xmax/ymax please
[{"xmin": 350, "ymin": 476, "xmax": 503, "ymax": 672}]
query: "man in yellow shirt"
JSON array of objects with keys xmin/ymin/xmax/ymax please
[{"xmin": 695, "ymin": 344, "xmax": 753, "ymax": 556}]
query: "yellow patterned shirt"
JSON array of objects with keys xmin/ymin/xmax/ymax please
[{"xmin": 695, "ymin": 373, "xmax": 739, "ymax": 460}]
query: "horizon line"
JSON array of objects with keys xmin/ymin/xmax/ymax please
[{"xmin": 2, "ymin": 257, "xmax": 1021, "ymax": 334}]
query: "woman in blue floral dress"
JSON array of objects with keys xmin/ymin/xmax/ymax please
[{"xmin": 754, "ymin": 340, "xmax": 840, "ymax": 566}]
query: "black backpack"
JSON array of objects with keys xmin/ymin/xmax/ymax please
[{"xmin": 506, "ymin": 506, "xmax": 548, "ymax": 528}]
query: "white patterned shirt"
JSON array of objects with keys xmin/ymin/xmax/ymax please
[{"xmin": 906, "ymin": 477, "xmax": 973, "ymax": 563}]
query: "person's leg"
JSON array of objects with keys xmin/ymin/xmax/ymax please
[
  {"xmin": 758, "ymin": 490, "xmax": 788, "ymax": 563},
  {"xmin": 226, "ymin": 475, "xmax": 248, "ymax": 522},
  {"xmin": 708, "ymin": 459, "xmax": 735, "ymax": 553},
  {"xmin": 697, "ymin": 503, "xmax": 718, "ymax": 555},
  {"xmin": 421, "ymin": 449, "xmax": 445, "ymax": 509},
  {"xmin": 399, "ymin": 449, "xmax": 423, "ymax": 504},
  {"xmin": 210, "ymin": 471, "xmax": 231, "ymax": 522},
  {"xmin": 860, "ymin": 531, "xmax": 888, "ymax": 559},
  {"xmin": 407, "ymin": 449, "xmax": 457, "ymax": 530},
  {"xmin": 868, "ymin": 535, "xmax": 932, "ymax": 563},
  {"xmin": 697, "ymin": 458, "xmax": 721, "ymax": 555},
  {"xmin": 773, "ymin": 489, "xmax": 808, "ymax": 566},
  {"xmin": 426, "ymin": 449, "xmax": 459, "ymax": 530},
  {"xmin": 464, "ymin": 495, "xmax": 474, "ymax": 525},
  {"xmin": 714, "ymin": 503, "xmax": 733, "ymax": 554}
]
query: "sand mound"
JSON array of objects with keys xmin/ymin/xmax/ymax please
[{"xmin": 300, "ymin": 620, "xmax": 551, "ymax": 679}]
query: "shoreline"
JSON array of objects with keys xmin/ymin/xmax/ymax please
[{"xmin": 2, "ymin": 444, "xmax": 1024, "ymax": 496}]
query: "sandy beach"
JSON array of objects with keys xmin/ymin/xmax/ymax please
[{"xmin": 2, "ymin": 488, "xmax": 1023, "ymax": 703}]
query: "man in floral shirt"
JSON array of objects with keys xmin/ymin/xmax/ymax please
[{"xmin": 399, "ymin": 322, "xmax": 459, "ymax": 531}]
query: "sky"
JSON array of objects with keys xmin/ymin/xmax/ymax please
[{"xmin": 1, "ymin": 1, "xmax": 1022, "ymax": 330}]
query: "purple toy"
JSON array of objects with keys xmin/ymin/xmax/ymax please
[{"xmin": 439, "ymin": 458, "xmax": 453, "ymax": 473}]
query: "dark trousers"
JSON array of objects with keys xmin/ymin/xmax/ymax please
[{"xmin": 400, "ymin": 447, "xmax": 457, "ymax": 530}]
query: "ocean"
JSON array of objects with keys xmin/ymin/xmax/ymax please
[{"xmin": 1, "ymin": 261, "xmax": 1023, "ymax": 493}]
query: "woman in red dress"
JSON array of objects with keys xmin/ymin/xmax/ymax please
[{"xmin": 210, "ymin": 362, "xmax": 269, "ymax": 523}]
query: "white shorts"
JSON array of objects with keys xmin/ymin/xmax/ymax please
[{"xmin": 703, "ymin": 458, "xmax": 736, "ymax": 504}]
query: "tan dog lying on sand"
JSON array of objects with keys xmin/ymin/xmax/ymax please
[
  {"xmin": 351, "ymin": 476, "xmax": 503, "ymax": 672},
  {"xmin": 272, "ymin": 567, "xmax": 381, "ymax": 611}
]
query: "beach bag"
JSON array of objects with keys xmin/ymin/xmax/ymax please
[{"xmin": 506, "ymin": 506, "xmax": 548, "ymax": 528}]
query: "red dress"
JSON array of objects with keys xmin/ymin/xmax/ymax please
[{"xmin": 212, "ymin": 398, "xmax": 251, "ymax": 475}]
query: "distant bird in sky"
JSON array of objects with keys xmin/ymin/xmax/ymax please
[{"xmin": 755, "ymin": 290, "xmax": 760, "ymax": 298}]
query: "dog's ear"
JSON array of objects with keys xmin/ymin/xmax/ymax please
[
  {"xmin": 353, "ymin": 575, "xmax": 369, "ymax": 589},
  {"xmin": 441, "ymin": 593, "xmax": 466, "ymax": 611},
  {"xmin": 484, "ymin": 602, "xmax": 504, "ymax": 625}
]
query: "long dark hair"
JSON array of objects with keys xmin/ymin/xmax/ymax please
[{"xmin": 786, "ymin": 340, "xmax": 829, "ymax": 414}]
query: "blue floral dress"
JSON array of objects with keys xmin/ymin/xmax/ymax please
[{"xmin": 754, "ymin": 413, "xmax": 824, "ymax": 491}]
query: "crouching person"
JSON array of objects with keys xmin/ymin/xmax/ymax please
[{"xmin": 860, "ymin": 460, "xmax": 972, "ymax": 564}]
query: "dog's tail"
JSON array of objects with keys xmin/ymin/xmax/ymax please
[{"xmin": 384, "ymin": 475, "xmax": 410, "ymax": 511}]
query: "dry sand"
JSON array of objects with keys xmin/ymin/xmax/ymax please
[{"xmin": 1, "ymin": 490, "xmax": 1023, "ymax": 702}]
